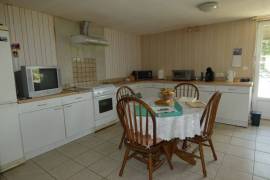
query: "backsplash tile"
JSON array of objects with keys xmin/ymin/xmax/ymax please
[{"xmin": 72, "ymin": 58, "xmax": 97, "ymax": 87}]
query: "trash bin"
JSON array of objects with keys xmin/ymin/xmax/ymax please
[{"xmin": 251, "ymin": 111, "xmax": 261, "ymax": 126}]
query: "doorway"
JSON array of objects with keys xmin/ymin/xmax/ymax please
[{"xmin": 253, "ymin": 21, "xmax": 270, "ymax": 119}]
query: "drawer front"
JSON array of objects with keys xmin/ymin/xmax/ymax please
[
  {"xmin": 19, "ymin": 98, "xmax": 62, "ymax": 113},
  {"xmin": 215, "ymin": 86, "xmax": 251, "ymax": 94},
  {"xmin": 197, "ymin": 85, "xmax": 216, "ymax": 92},
  {"xmin": 61, "ymin": 92, "xmax": 92, "ymax": 105}
]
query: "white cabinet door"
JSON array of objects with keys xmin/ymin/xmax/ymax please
[
  {"xmin": 217, "ymin": 92, "xmax": 250, "ymax": 127},
  {"xmin": 63, "ymin": 99, "xmax": 94, "ymax": 137},
  {"xmin": 19, "ymin": 106, "xmax": 66, "ymax": 153},
  {"xmin": 199, "ymin": 91, "xmax": 215, "ymax": 103},
  {"xmin": 0, "ymin": 103, "xmax": 24, "ymax": 170}
]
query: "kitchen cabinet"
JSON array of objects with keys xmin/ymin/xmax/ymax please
[
  {"xmin": 62, "ymin": 93, "xmax": 94, "ymax": 138},
  {"xmin": 19, "ymin": 103, "xmax": 66, "ymax": 156},
  {"xmin": 197, "ymin": 85, "xmax": 216, "ymax": 103},
  {"xmin": 216, "ymin": 86, "xmax": 252, "ymax": 127},
  {"xmin": 0, "ymin": 104, "xmax": 24, "ymax": 172}
]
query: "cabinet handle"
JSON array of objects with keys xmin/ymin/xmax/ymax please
[
  {"xmin": 75, "ymin": 97, "xmax": 83, "ymax": 100},
  {"xmin": 228, "ymin": 88, "xmax": 237, "ymax": 91},
  {"xmin": 65, "ymin": 105, "xmax": 72, "ymax": 108},
  {"xmin": 37, "ymin": 103, "xmax": 48, "ymax": 106}
]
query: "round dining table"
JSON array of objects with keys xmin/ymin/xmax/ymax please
[{"xmin": 142, "ymin": 97, "xmax": 204, "ymax": 165}]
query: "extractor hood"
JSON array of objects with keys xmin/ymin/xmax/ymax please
[{"xmin": 71, "ymin": 21, "xmax": 109, "ymax": 46}]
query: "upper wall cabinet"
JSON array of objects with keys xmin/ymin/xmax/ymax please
[{"xmin": 3, "ymin": 4, "xmax": 57, "ymax": 71}]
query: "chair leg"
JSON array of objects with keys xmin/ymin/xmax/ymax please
[
  {"xmin": 198, "ymin": 143, "xmax": 207, "ymax": 177},
  {"xmin": 119, "ymin": 147, "xmax": 130, "ymax": 177},
  {"xmin": 162, "ymin": 145, "xmax": 173, "ymax": 170},
  {"xmin": 182, "ymin": 139, "xmax": 188, "ymax": 150},
  {"xmin": 118, "ymin": 131, "xmax": 125, "ymax": 149},
  {"xmin": 148, "ymin": 153, "xmax": 153, "ymax": 180},
  {"xmin": 208, "ymin": 139, "xmax": 217, "ymax": 160}
]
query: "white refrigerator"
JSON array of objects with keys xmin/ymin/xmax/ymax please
[{"xmin": 0, "ymin": 26, "xmax": 24, "ymax": 172}]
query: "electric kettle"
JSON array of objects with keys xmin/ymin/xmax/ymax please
[{"xmin": 227, "ymin": 70, "xmax": 236, "ymax": 82}]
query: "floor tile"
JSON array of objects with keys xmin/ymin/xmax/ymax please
[
  {"xmin": 3, "ymin": 161, "xmax": 54, "ymax": 180},
  {"xmin": 232, "ymin": 131, "xmax": 256, "ymax": 141},
  {"xmin": 253, "ymin": 175, "xmax": 268, "ymax": 180},
  {"xmin": 212, "ymin": 134, "xmax": 232, "ymax": 144},
  {"xmin": 230, "ymin": 137, "xmax": 255, "ymax": 149},
  {"xmin": 107, "ymin": 167, "xmax": 147, "ymax": 180},
  {"xmin": 32, "ymin": 149, "xmax": 69, "ymax": 171},
  {"xmin": 257, "ymin": 129, "xmax": 270, "ymax": 137},
  {"xmin": 88, "ymin": 157, "xmax": 120, "ymax": 177},
  {"xmin": 256, "ymin": 135, "xmax": 270, "ymax": 145},
  {"xmin": 75, "ymin": 134, "xmax": 105, "ymax": 149},
  {"xmin": 67, "ymin": 168, "xmax": 103, "ymax": 180},
  {"xmin": 215, "ymin": 166, "xmax": 252, "ymax": 180},
  {"xmin": 73, "ymin": 149, "xmax": 104, "ymax": 167},
  {"xmin": 93, "ymin": 142, "xmax": 118, "ymax": 156},
  {"xmin": 256, "ymin": 142, "xmax": 270, "ymax": 153},
  {"xmin": 57, "ymin": 142, "xmax": 89, "ymax": 158},
  {"xmin": 255, "ymin": 151, "xmax": 270, "ymax": 165},
  {"xmin": 48, "ymin": 160, "xmax": 84, "ymax": 180},
  {"xmin": 221, "ymin": 154, "xmax": 254, "ymax": 173},
  {"xmin": 227, "ymin": 144, "xmax": 255, "ymax": 160},
  {"xmin": 254, "ymin": 162, "xmax": 270, "ymax": 179}
]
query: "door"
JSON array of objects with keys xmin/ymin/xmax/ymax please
[
  {"xmin": 0, "ymin": 103, "xmax": 24, "ymax": 169},
  {"xmin": 19, "ymin": 106, "xmax": 66, "ymax": 153},
  {"xmin": 253, "ymin": 21, "xmax": 270, "ymax": 119},
  {"xmin": 64, "ymin": 100, "xmax": 94, "ymax": 137},
  {"xmin": 0, "ymin": 30, "xmax": 17, "ymax": 104}
]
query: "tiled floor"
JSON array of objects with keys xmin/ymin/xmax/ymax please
[{"xmin": 1, "ymin": 120, "xmax": 270, "ymax": 180}]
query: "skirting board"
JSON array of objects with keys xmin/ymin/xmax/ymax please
[{"xmin": 0, "ymin": 157, "xmax": 25, "ymax": 173}]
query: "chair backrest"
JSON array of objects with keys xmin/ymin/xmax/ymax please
[
  {"xmin": 117, "ymin": 96, "xmax": 157, "ymax": 147},
  {"xmin": 116, "ymin": 86, "xmax": 135, "ymax": 102},
  {"xmin": 200, "ymin": 91, "xmax": 222, "ymax": 137},
  {"xmin": 174, "ymin": 83, "xmax": 199, "ymax": 99}
]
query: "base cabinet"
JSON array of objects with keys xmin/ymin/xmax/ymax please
[
  {"xmin": 19, "ymin": 106, "xmax": 66, "ymax": 154},
  {"xmin": 0, "ymin": 103, "xmax": 24, "ymax": 172},
  {"xmin": 63, "ymin": 100, "xmax": 94, "ymax": 138}
]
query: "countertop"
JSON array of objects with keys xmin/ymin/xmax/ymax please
[
  {"xmin": 114, "ymin": 79, "xmax": 253, "ymax": 87},
  {"xmin": 17, "ymin": 88, "xmax": 92, "ymax": 104}
]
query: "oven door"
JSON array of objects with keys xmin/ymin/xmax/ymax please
[{"xmin": 94, "ymin": 94, "xmax": 115, "ymax": 120}]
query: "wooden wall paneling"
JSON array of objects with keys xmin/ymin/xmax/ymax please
[
  {"xmin": 141, "ymin": 19, "xmax": 256, "ymax": 78},
  {"xmin": 3, "ymin": 4, "xmax": 57, "ymax": 70}
]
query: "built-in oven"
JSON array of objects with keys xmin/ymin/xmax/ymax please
[
  {"xmin": 92, "ymin": 84, "xmax": 117, "ymax": 130},
  {"xmin": 94, "ymin": 94, "xmax": 115, "ymax": 120}
]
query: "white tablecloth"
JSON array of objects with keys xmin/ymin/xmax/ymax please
[{"xmin": 141, "ymin": 98, "xmax": 203, "ymax": 141}]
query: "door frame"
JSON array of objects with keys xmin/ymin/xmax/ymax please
[{"xmin": 253, "ymin": 21, "xmax": 270, "ymax": 119}]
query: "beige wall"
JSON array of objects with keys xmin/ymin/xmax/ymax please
[
  {"xmin": 3, "ymin": 4, "xmax": 57, "ymax": 71},
  {"xmin": 54, "ymin": 17, "xmax": 105, "ymax": 87},
  {"xmin": 0, "ymin": 3, "xmax": 4, "ymax": 25},
  {"xmin": 141, "ymin": 19, "xmax": 256, "ymax": 78},
  {"xmin": 104, "ymin": 28, "xmax": 141, "ymax": 79}
]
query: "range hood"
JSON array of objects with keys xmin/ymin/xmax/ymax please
[{"xmin": 71, "ymin": 21, "xmax": 109, "ymax": 46}]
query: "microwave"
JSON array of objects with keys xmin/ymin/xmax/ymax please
[
  {"xmin": 15, "ymin": 66, "xmax": 62, "ymax": 98},
  {"xmin": 172, "ymin": 70, "xmax": 195, "ymax": 81},
  {"xmin": 132, "ymin": 70, "xmax": 153, "ymax": 80}
]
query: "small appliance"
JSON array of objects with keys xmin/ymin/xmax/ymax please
[
  {"xmin": 172, "ymin": 70, "xmax": 195, "ymax": 81},
  {"xmin": 205, "ymin": 67, "xmax": 215, "ymax": 82},
  {"xmin": 158, "ymin": 69, "xmax": 165, "ymax": 79},
  {"xmin": 15, "ymin": 66, "xmax": 62, "ymax": 98},
  {"xmin": 132, "ymin": 70, "xmax": 153, "ymax": 80},
  {"xmin": 227, "ymin": 70, "xmax": 236, "ymax": 82}
]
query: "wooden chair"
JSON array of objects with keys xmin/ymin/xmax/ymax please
[
  {"xmin": 117, "ymin": 96, "xmax": 173, "ymax": 180},
  {"xmin": 116, "ymin": 86, "xmax": 136, "ymax": 149},
  {"xmin": 185, "ymin": 91, "xmax": 222, "ymax": 177},
  {"xmin": 174, "ymin": 83, "xmax": 199, "ymax": 100}
]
